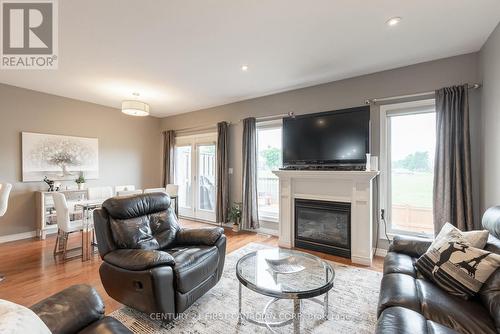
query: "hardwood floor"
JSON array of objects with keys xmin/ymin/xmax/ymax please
[{"xmin": 0, "ymin": 219, "xmax": 383, "ymax": 314}]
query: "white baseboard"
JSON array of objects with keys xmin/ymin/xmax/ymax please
[
  {"xmin": 375, "ymin": 248, "xmax": 388, "ymax": 257},
  {"xmin": 0, "ymin": 231, "xmax": 37, "ymax": 244}
]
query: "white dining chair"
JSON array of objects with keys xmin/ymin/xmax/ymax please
[
  {"xmin": 166, "ymin": 184, "xmax": 179, "ymax": 197},
  {"xmin": 0, "ymin": 183, "xmax": 12, "ymax": 218},
  {"xmin": 0, "ymin": 183, "xmax": 12, "ymax": 281},
  {"xmin": 52, "ymin": 193, "xmax": 84, "ymax": 261},
  {"xmin": 114, "ymin": 185, "xmax": 135, "ymax": 195},
  {"xmin": 116, "ymin": 189, "xmax": 143, "ymax": 197},
  {"xmin": 88, "ymin": 186, "xmax": 113, "ymax": 201},
  {"xmin": 144, "ymin": 187, "xmax": 167, "ymax": 194}
]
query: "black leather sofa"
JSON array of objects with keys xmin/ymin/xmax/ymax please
[
  {"xmin": 376, "ymin": 206, "xmax": 500, "ymax": 334},
  {"xmin": 93, "ymin": 193, "xmax": 227, "ymax": 319},
  {"xmin": 31, "ymin": 284, "xmax": 131, "ymax": 334}
]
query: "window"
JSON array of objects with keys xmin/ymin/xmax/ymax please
[
  {"xmin": 380, "ymin": 99, "xmax": 436, "ymax": 237},
  {"xmin": 257, "ymin": 122, "xmax": 282, "ymax": 222}
]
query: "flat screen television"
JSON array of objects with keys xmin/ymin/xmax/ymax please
[{"xmin": 282, "ymin": 106, "xmax": 370, "ymax": 166}]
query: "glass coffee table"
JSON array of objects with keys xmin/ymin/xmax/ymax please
[{"xmin": 236, "ymin": 248, "xmax": 334, "ymax": 333}]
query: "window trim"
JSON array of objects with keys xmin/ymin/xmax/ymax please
[
  {"xmin": 256, "ymin": 119, "xmax": 282, "ymax": 224},
  {"xmin": 379, "ymin": 99, "xmax": 436, "ymax": 239}
]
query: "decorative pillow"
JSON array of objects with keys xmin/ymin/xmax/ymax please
[
  {"xmin": 0, "ymin": 299, "xmax": 51, "ymax": 334},
  {"xmin": 416, "ymin": 224, "xmax": 500, "ymax": 299},
  {"xmin": 440, "ymin": 223, "xmax": 489, "ymax": 248}
]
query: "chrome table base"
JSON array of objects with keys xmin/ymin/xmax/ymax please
[{"xmin": 238, "ymin": 282, "xmax": 329, "ymax": 334}]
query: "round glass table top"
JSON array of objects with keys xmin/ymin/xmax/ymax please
[{"xmin": 236, "ymin": 248, "xmax": 334, "ymax": 299}]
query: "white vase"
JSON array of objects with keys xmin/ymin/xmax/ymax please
[
  {"xmin": 78, "ymin": 183, "xmax": 85, "ymax": 190},
  {"xmin": 232, "ymin": 224, "xmax": 240, "ymax": 233},
  {"xmin": 365, "ymin": 153, "xmax": 371, "ymax": 171}
]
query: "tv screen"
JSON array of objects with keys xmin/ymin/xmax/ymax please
[{"xmin": 283, "ymin": 106, "xmax": 370, "ymax": 166}]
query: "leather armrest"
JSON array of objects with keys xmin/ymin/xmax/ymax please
[
  {"xmin": 103, "ymin": 249, "xmax": 175, "ymax": 271},
  {"xmin": 175, "ymin": 227, "xmax": 224, "ymax": 246},
  {"xmin": 78, "ymin": 316, "xmax": 132, "ymax": 334},
  {"xmin": 389, "ymin": 235, "xmax": 433, "ymax": 258},
  {"xmin": 30, "ymin": 284, "xmax": 105, "ymax": 333}
]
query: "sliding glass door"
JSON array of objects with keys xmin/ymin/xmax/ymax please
[{"xmin": 174, "ymin": 134, "xmax": 217, "ymax": 222}]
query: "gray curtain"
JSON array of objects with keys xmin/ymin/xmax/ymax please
[
  {"xmin": 242, "ymin": 117, "xmax": 259, "ymax": 229},
  {"xmin": 433, "ymin": 85, "xmax": 474, "ymax": 233},
  {"xmin": 216, "ymin": 122, "xmax": 229, "ymax": 225},
  {"xmin": 163, "ymin": 130, "xmax": 176, "ymax": 186}
]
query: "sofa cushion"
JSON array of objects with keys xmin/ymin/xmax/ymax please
[
  {"xmin": 417, "ymin": 279, "xmax": 497, "ymax": 334},
  {"xmin": 167, "ymin": 246, "xmax": 219, "ymax": 293},
  {"xmin": 78, "ymin": 316, "xmax": 132, "ymax": 334},
  {"xmin": 376, "ymin": 307, "xmax": 459, "ymax": 334},
  {"xmin": 110, "ymin": 210, "xmax": 180, "ymax": 250},
  {"xmin": 104, "ymin": 193, "xmax": 180, "ymax": 250},
  {"xmin": 377, "ymin": 273, "xmax": 420, "ymax": 317},
  {"xmin": 478, "ymin": 268, "xmax": 500, "ymax": 332},
  {"xmin": 0, "ymin": 299, "xmax": 51, "ymax": 334},
  {"xmin": 483, "ymin": 207, "xmax": 500, "ymax": 240},
  {"xmin": 103, "ymin": 192, "xmax": 171, "ymax": 219},
  {"xmin": 384, "ymin": 252, "xmax": 417, "ymax": 277},
  {"xmin": 416, "ymin": 223, "xmax": 500, "ymax": 299}
]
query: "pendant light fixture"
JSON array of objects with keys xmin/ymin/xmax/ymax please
[{"xmin": 121, "ymin": 92, "xmax": 150, "ymax": 116}]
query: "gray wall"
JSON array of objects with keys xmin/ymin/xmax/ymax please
[
  {"xmin": 0, "ymin": 84, "xmax": 162, "ymax": 236},
  {"xmin": 161, "ymin": 54, "xmax": 482, "ymax": 238},
  {"xmin": 479, "ymin": 22, "xmax": 500, "ymax": 213}
]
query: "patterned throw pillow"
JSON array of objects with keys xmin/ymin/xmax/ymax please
[
  {"xmin": 438, "ymin": 223, "xmax": 489, "ymax": 248},
  {"xmin": 416, "ymin": 224, "xmax": 500, "ymax": 299}
]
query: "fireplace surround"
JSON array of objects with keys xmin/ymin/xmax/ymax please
[
  {"xmin": 273, "ymin": 170, "xmax": 379, "ymax": 265},
  {"xmin": 295, "ymin": 199, "xmax": 351, "ymax": 258}
]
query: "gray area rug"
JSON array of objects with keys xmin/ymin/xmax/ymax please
[{"xmin": 111, "ymin": 243, "xmax": 382, "ymax": 333}]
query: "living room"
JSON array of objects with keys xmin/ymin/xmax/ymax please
[{"xmin": 1, "ymin": 1, "xmax": 500, "ymax": 333}]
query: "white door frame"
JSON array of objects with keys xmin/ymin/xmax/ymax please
[{"xmin": 175, "ymin": 133, "xmax": 217, "ymax": 222}]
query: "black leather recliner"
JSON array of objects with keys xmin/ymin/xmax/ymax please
[{"xmin": 93, "ymin": 193, "xmax": 226, "ymax": 319}]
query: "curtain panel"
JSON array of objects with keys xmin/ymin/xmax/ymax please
[
  {"xmin": 163, "ymin": 130, "xmax": 176, "ymax": 187},
  {"xmin": 216, "ymin": 122, "xmax": 229, "ymax": 225},
  {"xmin": 242, "ymin": 117, "xmax": 259, "ymax": 229},
  {"xmin": 433, "ymin": 84, "xmax": 474, "ymax": 232}
]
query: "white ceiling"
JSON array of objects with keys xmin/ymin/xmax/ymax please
[{"xmin": 1, "ymin": 0, "xmax": 499, "ymax": 117}]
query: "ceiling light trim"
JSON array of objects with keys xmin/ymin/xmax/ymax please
[{"xmin": 386, "ymin": 17, "xmax": 402, "ymax": 26}]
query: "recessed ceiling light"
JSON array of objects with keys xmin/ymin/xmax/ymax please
[
  {"xmin": 241, "ymin": 64, "xmax": 249, "ymax": 72},
  {"xmin": 386, "ymin": 17, "xmax": 401, "ymax": 27}
]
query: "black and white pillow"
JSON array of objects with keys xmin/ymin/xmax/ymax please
[{"xmin": 416, "ymin": 224, "xmax": 500, "ymax": 299}]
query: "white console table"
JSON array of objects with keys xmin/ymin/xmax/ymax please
[{"xmin": 35, "ymin": 189, "xmax": 89, "ymax": 239}]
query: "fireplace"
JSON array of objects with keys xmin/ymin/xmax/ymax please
[{"xmin": 294, "ymin": 199, "xmax": 351, "ymax": 258}]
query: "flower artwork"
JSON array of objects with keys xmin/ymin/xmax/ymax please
[{"xmin": 22, "ymin": 132, "xmax": 98, "ymax": 182}]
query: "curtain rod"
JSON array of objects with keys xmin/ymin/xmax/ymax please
[
  {"xmin": 169, "ymin": 83, "xmax": 482, "ymax": 132},
  {"xmin": 171, "ymin": 123, "xmax": 221, "ymax": 134},
  {"xmin": 239, "ymin": 113, "xmax": 293, "ymax": 123},
  {"xmin": 171, "ymin": 112, "xmax": 294, "ymax": 133},
  {"xmin": 365, "ymin": 83, "xmax": 481, "ymax": 105}
]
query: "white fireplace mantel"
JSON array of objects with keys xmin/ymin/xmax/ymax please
[{"xmin": 272, "ymin": 170, "xmax": 379, "ymax": 266}]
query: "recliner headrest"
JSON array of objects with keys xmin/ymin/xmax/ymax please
[
  {"xmin": 482, "ymin": 206, "xmax": 500, "ymax": 239},
  {"xmin": 103, "ymin": 193, "xmax": 171, "ymax": 219}
]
